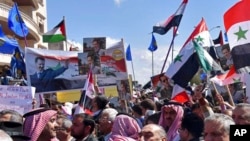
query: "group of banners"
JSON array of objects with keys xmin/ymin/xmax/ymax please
[{"xmin": 25, "ymin": 37, "xmax": 130, "ymax": 96}]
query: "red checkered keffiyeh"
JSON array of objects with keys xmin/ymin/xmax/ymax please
[{"xmin": 23, "ymin": 109, "xmax": 57, "ymax": 141}]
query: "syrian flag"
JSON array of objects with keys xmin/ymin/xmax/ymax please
[
  {"xmin": 210, "ymin": 65, "xmax": 245, "ymax": 86},
  {"xmin": 153, "ymin": 0, "xmax": 188, "ymax": 35},
  {"xmin": 165, "ymin": 18, "xmax": 213, "ymax": 88},
  {"xmin": 194, "ymin": 40, "xmax": 223, "ymax": 73},
  {"xmin": 43, "ymin": 19, "xmax": 66, "ymax": 43},
  {"xmin": 213, "ymin": 30, "xmax": 224, "ymax": 46},
  {"xmin": 74, "ymin": 70, "xmax": 95, "ymax": 115},
  {"xmin": 171, "ymin": 84, "xmax": 189, "ymax": 104},
  {"xmin": 224, "ymin": 0, "xmax": 250, "ymax": 73},
  {"xmin": 83, "ymin": 70, "xmax": 96, "ymax": 99}
]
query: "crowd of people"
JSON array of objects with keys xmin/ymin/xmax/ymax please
[
  {"xmin": 0, "ymin": 81, "xmax": 249, "ymax": 141},
  {"xmin": 0, "ymin": 30, "xmax": 249, "ymax": 141}
]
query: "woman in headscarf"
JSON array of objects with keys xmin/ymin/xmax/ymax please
[
  {"xmin": 109, "ymin": 114, "xmax": 141, "ymax": 141},
  {"xmin": 23, "ymin": 108, "xmax": 58, "ymax": 141},
  {"xmin": 158, "ymin": 101, "xmax": 184, "ymax": 141}
]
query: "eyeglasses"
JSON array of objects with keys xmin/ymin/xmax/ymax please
[
  {"xmin": 56, "ymin": 127, "xmax": 67, "ymax": 131},
  {"xmin": 98, "ymin": 117, "xmax": 111, "ymax": 123}
]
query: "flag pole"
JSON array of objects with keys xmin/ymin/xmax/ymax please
[
  {"xmin": 172, "ymin": 27, "xmax": 177, "ymax": 62},
  {"xmin": 161, "ymin": 27, "xmax": 177, "ymax": 73},
  {"xmin": 63, "ymin": 16, "xmax": 68, "ymax": 51},
  {"xmin": 15, "ymin": 2, "xmax": 28, "ymax": 47},
  {"xmin": 131, "ymin": 59, "xmax": 136, "ymax": 82},
  {"xmin": 152, "ymin": 51, "xmax": 154, "ymax": 76}
]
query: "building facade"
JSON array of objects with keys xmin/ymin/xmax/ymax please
[{"xmin": 0, "ymin": 0, "xmax": 48, "ymax": 66}]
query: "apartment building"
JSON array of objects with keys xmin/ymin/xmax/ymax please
[{"xmin": 0, "ymin": 0, "xmax": 47, "ymax": 65}]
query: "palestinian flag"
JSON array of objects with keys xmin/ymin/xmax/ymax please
[
  {"xmin": 224, "ymin": 0, "xmax": 250, "ymax": 73},
  {"xmin": 43, "ymin": 20, "xmax": 66, "ymax": 43},
  {"xmin": 210, "ymin": 65, "xmax": 245, "ymax": 86},
  {"xmin": 153, "ymin": 0, "xmax": 188, "ymax": 35}
]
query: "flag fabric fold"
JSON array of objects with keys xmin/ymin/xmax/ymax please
[
  {"xmin": 210, "ymin": 65, "xmax": 245, "ymax": 86},
  {"xmin": 213, "ymin": 30, "xmax": 224, "ymax": 46},
  {"xmin": 83, "ymin": 70, "xmax": 95, "ymax": 99},
  {"xmin": 8, "ymin": 3, "xmax": 29, "ymax": 37},
  {"xmin": 165, "ymin": 18, "xmax": 212, "ymax": 88},
  {"xmin": 171, "ymin": 84, "xmax": 189, "ymax": 104},
  {"xmin": 74, "ymin": 70, "xmax": 95, "ymax": 115},
  {"xmin": 0, "ymin": 25, "xmax": 20, "ymax": 54},
  {"xmin": 148, "ymin": 34, "xmax": 158, "ymax": 52},
  {"xmin": 153, "ymin": 0, "xmax": 188, "ymax": 35},
  {"xmin": 43, "ymin": 19, "xmax": 66, "ymax": 43},
  {"xmin": 126, "ymin": 44, "xmax": 132, "ymax": 61},
  {"xmin": 223, "ymin": 0, "xmax": 250, "ymax": 73},
  {"xmin": 193, "ymin": 40, "xmax": 223, "ymax": 74},
  {"xmin": 165, "ymin": 41, "xmax": 199, "ymax": 88}
]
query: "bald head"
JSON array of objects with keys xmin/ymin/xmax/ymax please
[{"xmin": 139, "ymin": 124, "xmax": 167, "ymax": 141}]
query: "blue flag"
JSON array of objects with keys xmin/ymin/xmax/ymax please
[
  {"xmin": 224, "ymin": 31, "xmax": 228, "ymax": 42},
  {"xmin": 8, "ymin": 3, "xmax": 29, "ymax": 37},
  {"xmin": 0, "ymin": 25, "xmax": 20, "ymax": 54},
  {"xmin": 126, "ymin": 45, "xmax": 132, "ymax": 61},
  {"xmin": 10, "ymin": 47, "xmax": 26, "ymax": 78},
  {"xmin": 148, "ymin": 34, "xmax": 158, "ymax": 52}
]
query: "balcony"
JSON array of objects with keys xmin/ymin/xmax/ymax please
[
  {"xmin": 12, "ymin": 0, "xmax": 38, "ymax": 9},
  {"xmin": 0, "ymin": 3, "xmax": 40, "ymax": 42}
]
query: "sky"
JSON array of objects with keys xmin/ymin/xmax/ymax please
[{"xmin": 46, "ymin": 0, "xmax": 238, "ymax": 86}]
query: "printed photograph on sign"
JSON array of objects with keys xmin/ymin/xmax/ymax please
[
  {"xmin": 151, "ymin": 73, "xmax": 173, "ymax": 100},
  {"xmin": 117, "ymin": 79, "xmax": 131, "ymax": 101},
  {"xmin": 214, "ymin": 44, "xmax": 232, "ymax": 71},
  {"xmin": 97, "ymin": 40, "xmax": 128, "ymax": 87},
  {"xmin": 78, "ymin": 52, "xmax": 89, "ymax": 75},
  {"xmin": 83, "ymin": 37, "xmax": 106, "ymax": 73},
  {"xmin": 25, "ymin": 48, "xmax": 86, "ymax": 93}
]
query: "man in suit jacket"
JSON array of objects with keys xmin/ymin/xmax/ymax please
[
  {"xmin": 87, "ymin": 55, "xmax": 100, "ymax": 74},
  {"xmin": 30, "ymin": 56, "xmax": 69, "ymax": 93}
]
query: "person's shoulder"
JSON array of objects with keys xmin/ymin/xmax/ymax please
[{"xmin": 86, "ymin": 134, "xmax": 98, "ymax": 141}]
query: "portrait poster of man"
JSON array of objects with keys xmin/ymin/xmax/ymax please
[
  {"xmin": 97, "ymin": 40, "xmax": 128, "ymax": 87},
  {"xmin": 25, "ymin": 48, "xmax": 86, "ymax": 93},
  {"xmin": 117, "ymin": 79, "xmax": 131, "ymax": 101},
  {"xmin": 151, "ymin": 73, "xmax": 173, "ymax": 100},
  {"xmin": 214, "ymin": 44, "xmax": 231, "ymax": 71},
  {"xmin": 78, "ymin": 52, "xmax": 88, "ymax": 75},
  {"xmin": 83, "ymin": 37, "xmax": 106, "ymax": 71}
]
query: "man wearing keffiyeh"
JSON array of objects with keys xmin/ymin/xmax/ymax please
[
  {"xmin": 23, "ymin": 108, "xmax": 58, "ymax": 141},
  {"xmin": 158, "ymin": 101, "xmax": 184, "ymax": 141}
]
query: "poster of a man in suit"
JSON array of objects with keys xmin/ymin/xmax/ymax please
[{"xmin": 26, "ymin": 48, "xmax": 85, "ymax": 93}]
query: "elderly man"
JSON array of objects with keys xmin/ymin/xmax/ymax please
[
  {"xmin": 0, "ymin": 109, "xmax": 23, "ymax": 123},
  {"xmin": 139, "ymin": 124, "xmax": 167, "ymax": 141},
  {"xmin": 0, "ymin": 109, "xmax": 30, "ymax": 140},
  {"xmin": 204, "ymin": 113, "xmax": 235, "ymax": 141},
  {"xmin": 56, "ymin": 116, "xmax": 75, "ymax": 141},
  {"xmin": 98, "ymin": 108, "xmax": 118, "ymax": 141},
  {"xmin": 158, "ymin": 101, "xmax": 184, "ymax": 141},
  {"xmin": 232, "ymin": 103, "xmax": 250, "ymax": 125},
  {"xmin": 71, "ymin": 113, "xmax": 97, "ymax": 141},
  {"xmin": 23, "ymin": 108, "xmax": 58, "ymax": 141}
]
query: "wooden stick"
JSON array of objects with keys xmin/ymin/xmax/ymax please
[{"xmin": 225, "ymin": 85, "xmax": 235, "ymax": 107}]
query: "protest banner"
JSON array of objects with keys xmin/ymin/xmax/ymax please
[{"xmin": 0, "ymin": 85, "xmax": 35, "ymax": 114}]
